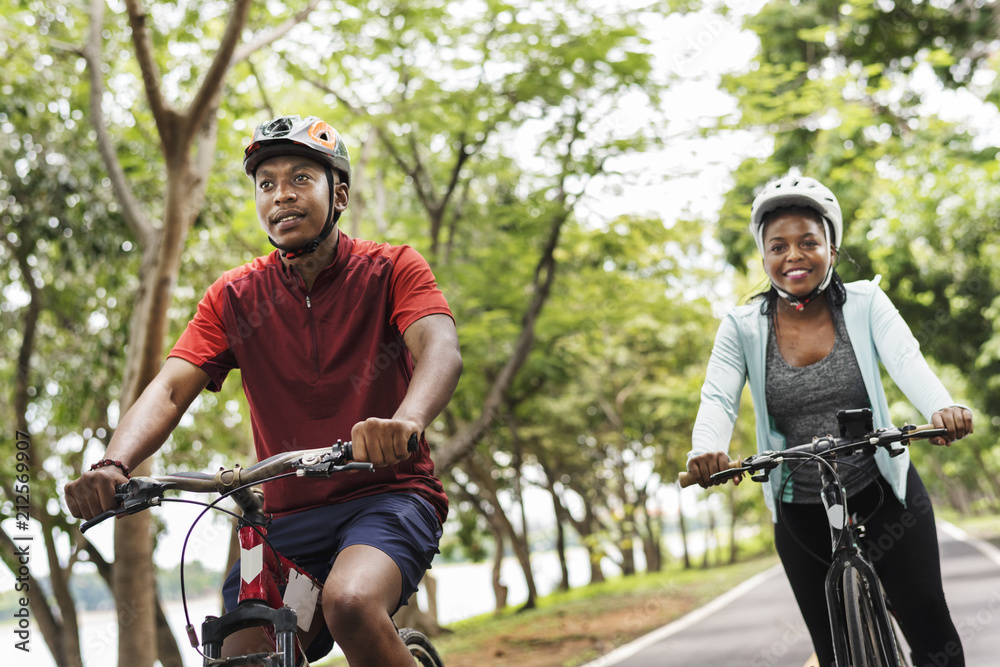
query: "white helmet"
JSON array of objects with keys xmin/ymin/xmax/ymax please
[
  {"xmin": 749, "ymin": 175, "xmax": 842, "ymax": 256},
  {"xmin": 749, "ymin": 175, "xmax": 843, "ymax": 310}
]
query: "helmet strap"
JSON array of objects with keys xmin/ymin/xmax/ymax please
[
  {"xmin": 772, "ymin": 263, "xmax": 834, "ymax": 312},
  {"xmin": 268, "ymin": 165, "xmax": 338, "ymax": 260}
]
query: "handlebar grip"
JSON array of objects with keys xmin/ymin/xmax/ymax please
[
  {"xmin": 678, "ymin": 457, "xmax": 744, "ymax": 489},
  {"xmin": 342, "ymin": 433, "xmax": 419, "ymax": 461}
]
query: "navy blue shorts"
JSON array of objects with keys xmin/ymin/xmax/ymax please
[{"xmin": 221, "ymin": 492, "xmax": 442, "ymax": 661}]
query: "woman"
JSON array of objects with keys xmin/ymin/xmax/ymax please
[{"xmin": 686, "ymin": 175, "xmax": 973, "ymax": 666}]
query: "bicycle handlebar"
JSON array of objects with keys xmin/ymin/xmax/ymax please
[
  {"xmin": 677, "ymin": 424, "xmax": 946, "ymax": 489},
  {"xmin": 80, "ymin": 434, "xmax": 419, "ymax": 532}
]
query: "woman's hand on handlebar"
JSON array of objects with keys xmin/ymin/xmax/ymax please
[
  {"xmin": 930, "ymin": 406, "xmax": 974, "ymax": 447},
  {"xmin": 351, "ymin": 417, "xmax": 420, "ymax": 466},
  {"xmin": 66, "ymin": 466, "xmax": 129, "ymax": 522},
  {"xmin": 686, "ymin": 452, "xmax": 743, "ymax": 488}
]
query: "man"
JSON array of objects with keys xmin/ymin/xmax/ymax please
[{"xmin": 66, "ymin": 115, "xmax": 463, "ymax": 666}]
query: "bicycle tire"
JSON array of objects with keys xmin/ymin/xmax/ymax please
[
  {"xmin": 399, "ymin": 627, "xmax": 445, "ymax": 666},
  {"xmin": 843, "ymin": 565, "xmax": 887, "ymax": 667},
  {"xmin": 880, "ymin": 584, "xmax": 911, "ymax": 667}
]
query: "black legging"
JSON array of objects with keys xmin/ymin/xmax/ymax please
[{"xmin": 774, "ymin": 463, "xmax": 964, "ymax": 667}]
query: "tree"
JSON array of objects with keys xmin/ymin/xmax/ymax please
[
  {"xmin": 713, "ymin": 0, "xmax": 1000, "ymax": 511},
  {"xmin": 0, "ymin": 1, "xmax": 324, "ymax": 664}
]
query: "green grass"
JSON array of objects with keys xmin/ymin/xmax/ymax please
[{"xmin": 939, "ymin": 509, "xmax": 1000, "ymax": 537}]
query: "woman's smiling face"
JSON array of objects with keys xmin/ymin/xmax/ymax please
[{"xmin": 761, "ymin": 209, "xmax": 835, "ymax": 300}]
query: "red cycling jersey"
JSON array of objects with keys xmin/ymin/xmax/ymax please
[{"xmin": 169, "ymin": 231, "xmax": 452, "ymax": 522}]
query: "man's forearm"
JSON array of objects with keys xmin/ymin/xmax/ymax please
[
  {"xmin": 103, "ymin": 382, "xmax": 187, "ymax": 469},
  {"xmin": 393, "ymin": 338, "xmax": 463, "ymax": 430}
]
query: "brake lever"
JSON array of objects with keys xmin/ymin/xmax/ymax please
[
  {"xmin": 296, "ymin": 434, "xmax": 419, "ymax": 477},
  {"xmin": 294, "ymin": 456, "xmax": 375, "ymax": 477},
  {"xmin": 81, "ymin": 506, "xmax": 126, "ymax": 533},
  {"xmin": 748, "ymin": 455, "xmax": 780, "ymax": 483},
  {"xmin": 80, "ymin": 479, "xmax": 164, "ymax": 532}
]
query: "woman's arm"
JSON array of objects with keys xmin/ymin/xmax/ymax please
[
  {"xmin": 869, "ymin": 286, "xmax": 973, "ymax": 444},
  {"xmin": 688, "ymin": 314, "xmax": 749, "ymax": 486}
]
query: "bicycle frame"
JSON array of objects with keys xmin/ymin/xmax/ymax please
[
  {"xmin": 200, "ymin": 484, "xmax": 321, "ymax": 667},
  {"xmin": 817, "ymin": 457, "xmax": 903, "ymax": 666}
]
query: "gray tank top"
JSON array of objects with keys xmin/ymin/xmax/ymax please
[{"xmin": 765, "ymin": 306, "xmax": 880, "ymax": 504}]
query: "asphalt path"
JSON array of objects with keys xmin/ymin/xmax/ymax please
[{"xmin": 584, "ymin": 522, "xmax": 1000, "ymax": 667}]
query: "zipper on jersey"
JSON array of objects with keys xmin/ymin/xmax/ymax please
[{"xmin": 305, "ymin": 294, "xmax": 320, "ymax": 374}]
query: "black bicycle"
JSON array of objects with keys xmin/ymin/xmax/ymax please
[
  {"xmin": 680, "ymin": 408, "xmax": 948, "ymax": 667},
  {"xmin": 82, "ymin": 436, "xmax": 445, "ymax": 667}
]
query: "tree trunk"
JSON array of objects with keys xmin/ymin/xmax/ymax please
[
  {"xmin": 40, "ymin": 516, "xmax": 83, "ymax": 667},
  {"xmin": 463, "ymin": 456, "xmax": 539, "ymax": 609},
  {"xmin": 1, "ymin": 526, "xmax": 77, "ymax": 667},
  {"xmin": 81, "ymin": 537, "xmax": 183, "ymax": 667},
  {"xmin": 554, "ymin": 506, "xmax": 570, "ymax": 592},
  {"xmin": 491, "ymin": 529, "xmax": 508, "ymax": 613},
  {"xmin": 619, "ymin": 512, "xmax": 636, "ymax": 576},
  {"xmin": 677, "ymin": 499, "xmax": 691, "ymax": 570},
  {"xmin": 701, "ymin": 509, "xmax": 716, "ymax": 569},
  {"xmin": 582, "ymin": 507, "xmax": 606, "ymax": 584},
  {"xmin": 928, "ymin": 455, "xmax": 971, "ymax": 514},
  {"xmin": 587, "ymin": 538, "xmax": 606, "ymax": 583},
  {"xmin": 639, "ymin": 500, "xmax": 663, "ymax": 573},
  {"xmin": 77, "ymin": 1, "xmax": 318, "ymax": 663},
  {"xmin": 393, "ymin": 572, "xmax": 448, "ymax": 636},
  {"xmin": 539, "ymin": 463, "xmax": 571, "ymax": 591},
  {"xmin": 114, "ymin": 176, "xmax": 192, "ymax": 666},
  {"xmin": 972, "ymin": 448, "xmax": 1000, "ymax": 507},
  {"xmin": 347, "ymin": 129, "xmax": 377, "ymax": 238},
  {"xmin": 728, "ymin": 486, "xmax": 739, "ymax": 565}
]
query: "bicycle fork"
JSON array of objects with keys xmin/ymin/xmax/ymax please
[
  {"xmin": 202, "ymin": 603, "xmax": 299, "ymax": 667},
  {"xmin": 198, "ymin": 489, "xmax": 313, "ymax": 667}
]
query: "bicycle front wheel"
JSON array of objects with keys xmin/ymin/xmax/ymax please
[
  {"xmin": 843, "ymin": 565, "xmax": 888, "ymax": 667},
  {"xmin": 399, "ymin": 627, "xmax": 445, "ymax": 667}
]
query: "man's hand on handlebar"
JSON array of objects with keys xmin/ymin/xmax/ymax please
[
  {"xmin": 351, "ymin": 417, "xmax": 420, "ymax": 466},
  {"xmin": 930, "ymin": 406, "xmax": 974, "ymax": 447},
  {"xmin": 65, "ymin": 466, "xmax": 129, "ymax": 522},
  {"xmin": 686, "ymin": 452, "xmax": 743, "ymax": 489}
]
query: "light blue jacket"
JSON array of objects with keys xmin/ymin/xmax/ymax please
[{"xmin": 689, "ymin": 279, "xmax": 957, "ymax": 522}]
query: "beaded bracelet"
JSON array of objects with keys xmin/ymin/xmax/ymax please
[{"xmin": 89, "ymin": 459, "xmax": 131, "ymax": 478}]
